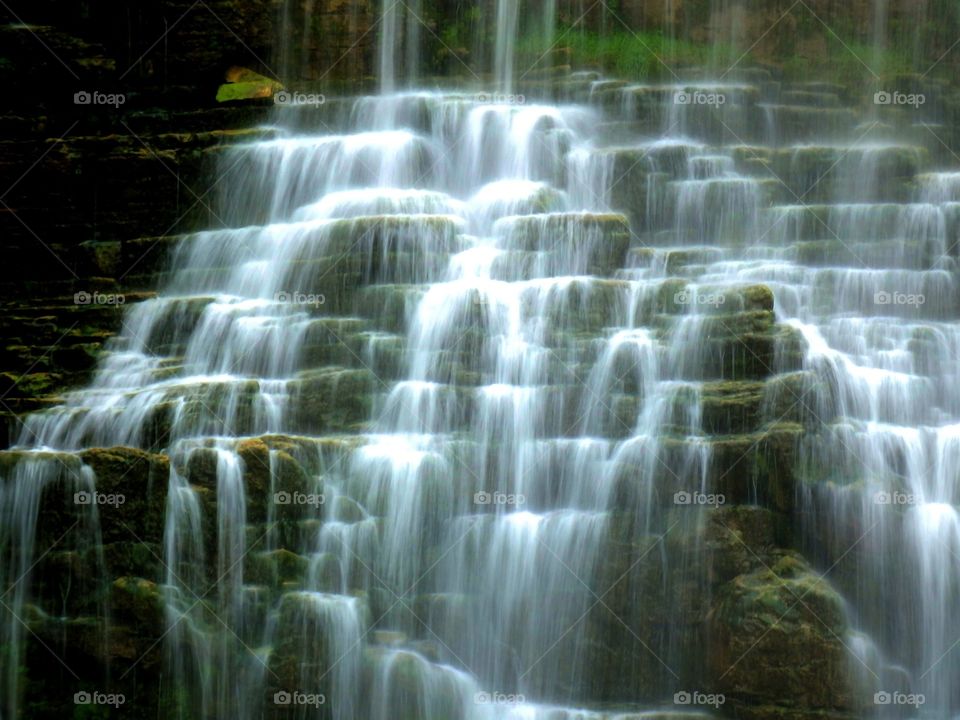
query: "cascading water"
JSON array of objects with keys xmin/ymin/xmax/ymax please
[
  {"xmin": 494, "ymin": 0, "xmax": 521, "ymax": 91},
  {"xmin": 5, "ymin": 1, "xmax": 960, "ymax": 718}
]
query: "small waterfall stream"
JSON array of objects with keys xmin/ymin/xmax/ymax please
[{"xmin": 3, "ymin": 1, "xmax": 960, "ymax": 718}]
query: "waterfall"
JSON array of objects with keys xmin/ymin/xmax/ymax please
[
  {"xmin": 0, "ymin": 457, "xmax": 105, "ymax": 719},
  {"xmin": 379, "ymin": 0, "xmax": 424, "ymax": 93},
  {"xmin": 5, "ymin": 1, "xmax": 960, "ymax": 718},
  {"xmin": 405, "ymin": 0, "xmax": 423, "ymax": 87},
  {"xmin": 380, "ymin": 0, "xmax": 557, "ymax": 93},
  {"xmin": 494, "ymin": 0, "xmax": 521, "ymax": 91},
  {"xmin": 543, "ymin": 0, "xmax": 557, "ymax": 59},
  {"xmin": 379, "ymin": 0, "xmax": 400, "ymax": 93},
  {"xmin": 871, "ymin": 0, "xmax": 890, "ymax": 76}
]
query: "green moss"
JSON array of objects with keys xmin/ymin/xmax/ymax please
[
  {"xmin": 247, "ymin": 549, "xmax": 308, "ymax": 587},
  {"xmin": 781, "ymin": 38, "xmax": 915, "ymax": 85},
  {"xmin": 111, "ymin": 577, "xmax": 164, "ymax": 624},
  {"xmin": 535, "ymin": 28, "xmax": 732, "ymax": 80},
  {"xmin": 215, "ymin": 69, "xmax": 282, "ymax": 103}
]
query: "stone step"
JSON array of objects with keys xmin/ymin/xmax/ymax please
[
  {"xmin": 590, "ymin": 83, "xmax": 868, "ymax": 144},
  {"xmin": 19, "ymin": 367, "xmax": 377, "ymax": 449},
  {"xmin": 785, "ymin": 81, "xmax": 849, "ymax": 98},
  {"xmin": 613, "ymin": 83, "xmax": 763, "ymax": 110},
  {"xmin": 628, "ymin": 246, "xmax": 727, "ymax": 274},
  {"xmin": 758, "ymin": 104, "xmax": 859, "ymax": 143},
  {"xmin": 762, "ymin": 203, "xmax": 960, "ymax": 250},
  {"xmin": 222, "ymin": 133, "xmax": 440, "ymax": 226},
  {"xmin": 132, "ymin": 317, "xmax": 382, "ymax": 376},
  {"xmin": 161, "ymin": 214, "xmax": 467, "ymax": 285},
  {"xmin": 747, "ymin": 237, "xmax": 950, "ymax": 270},
  {"xmin": 493, "ymin": 211, "xmax": 630, "ymax": 276},
  {"xmin": 779, "ymin": 89, "xmax": 842, "ymax": 108},
  {"xmin": 731, "ymin": 144, "xmax": 928, "ymax": 202}
]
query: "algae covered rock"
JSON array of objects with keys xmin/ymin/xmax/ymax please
[
  {"xmin": 708, "ymin": 555, "xmax": 855, "ymax": 717},
  {"xmin": 216, "ymin": 66, "xmax": 283, "ymax": 104},
  {"xmin": 78, "ymin": 446, "xmax": 170, "ymax": 545},
  {"xmin": 111, "ymin": 576, "xmax": 165, "ymax": 630},
  {"xmin": 266, "ymin": 591, "xmax": 369, "ymax": 718},
  {"xmin": 289, "ymin": 368, "xmax": 374, "ymax": 434}
]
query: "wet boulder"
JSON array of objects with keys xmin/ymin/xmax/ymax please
[
  {"xmin": 708, "ymin": 555, "xmax": 856, "ymax": 718},
  {"xmin": 78, "ymin": 446, "xmax": 170, "ymax": 545}
]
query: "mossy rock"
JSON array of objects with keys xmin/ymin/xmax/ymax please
[
  {"xmin": 700, "ymin": 380, "xmax": 767, "ymax": 434},
  {"xmin": 111, "ymin": 576, "xmax": 165, "ymax": 629},
  {"xmin": 216, "ymin": 67, "xmax": 282, "ymax": 104},
  {"xmin": 359, "ymin": 649, "xmax": 470, "ymax": 720},
  {"xmin": 288, "ymin": 368, "xmax": 375, "ymax": 434},
  {"xmin": 99, "ymin": 540, "xmax": 165, "ymax": 582},
  {"xmin": 78, "ymin": 240, "xmax": 122, "ymax": 276},
  {"xmin": 77, "ymin": 447, "xmax": 169, "ymax": 545},
  {"xmin": 266, "ymin": 592, "xmax": 369, "ymax": 716},
  {"xmin": 237, "ymin": 437, "xmax": 271, "ymax": 523},
  {"xmin": 246, "ymin": 549, "xmax": 309, "ymax": 588},
  {"xmin": 707, "ymin": 423, "xmax": 804, "ymax": 512},
  {"xmin": 701, "ymin": 505, "xmax": 792, "ymax": 585},
  {"xmin": 185, "ymin": 446, "xmax": 219, "ymax": 490},
  {"xmin": 709, "ymin": 556, "xmax": 854, "ymax": 714}
]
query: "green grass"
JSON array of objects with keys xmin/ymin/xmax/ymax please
[
  {"xmin": 521, "ymin": 26, "xmax": 923, "ymax": 86},
  {"xmin": 519, "ymin": 27, "xmax": 736, "ymax": 80},
  {"xmin": 781, "ymin": 38, "xmax": 916, "ymax": 86}
]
